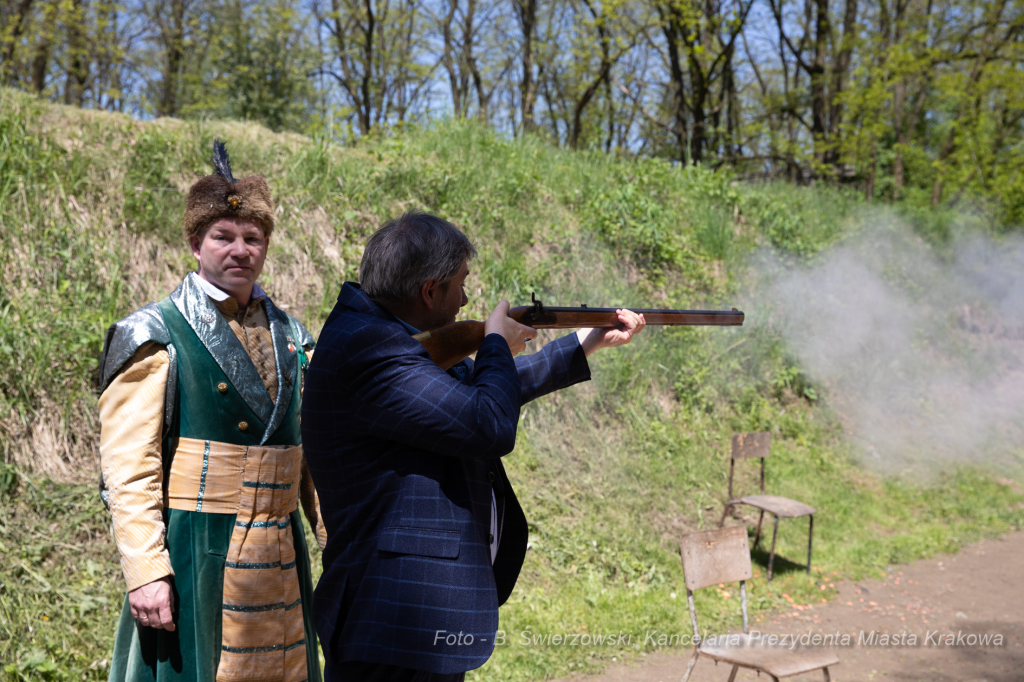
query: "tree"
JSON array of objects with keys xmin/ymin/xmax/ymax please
[
  {"xmin": 315, "ymin": 0, "xmax": 433, "ymax": 134},
  {"xmin": 193, "ymin": 0, "xmax": 317, "ymax": 132},
  {"xmin": 513, "ymin": 0, "xmax": 539, "ymax": 131},
  {"xmin": 657, "ymin": 0, "xmax": 754, "ymax": 163},
  {"xmin": 0, "ymin": 0, "xmax": 35, "ymax": 85}
]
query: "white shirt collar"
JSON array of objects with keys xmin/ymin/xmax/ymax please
[{"xmin": 193, "ymin": 273, "xmax": 266, "ymax": 302}]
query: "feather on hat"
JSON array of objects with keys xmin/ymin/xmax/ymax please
[{"xmin": 183, "ymin": 140, "xmax": 275, "ymax": 239}]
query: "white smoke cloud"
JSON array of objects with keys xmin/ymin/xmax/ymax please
[{"xmin": 747, "ymin": 214, "xmax": 1024, "ymax": 471}]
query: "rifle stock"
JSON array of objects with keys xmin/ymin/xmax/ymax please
[
  {"xmin": 414, "ymin": 295, "xmax": 744, "ymax": 370},
  {"xmin": 412, "ymin": 321, "xmax": 488, "ymax": 370}
]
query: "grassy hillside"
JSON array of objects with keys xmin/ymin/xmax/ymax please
[{"xmin": 1, "ymin": 89, "xmax": 1022, "ymax": 681}]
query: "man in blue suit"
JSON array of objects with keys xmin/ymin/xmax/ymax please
[{"xmin": 302, "ymin": 213, "xmax": 644, "ymax": 681}]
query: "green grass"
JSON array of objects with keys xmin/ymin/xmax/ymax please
[{"xmin": 0, "ymin": 88, "xmax": 1022, "ymax": 681}]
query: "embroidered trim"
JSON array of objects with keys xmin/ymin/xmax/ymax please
[
  {"xmin": 225, "ymin": 560, "xmax": 281, "ymax": 569},
  {"xmin": 281, "ymin": 560, "xmax": 296, "ymax": 570},
  {"xmin": 242, "ymin": 480, "xmax": 292, "ymax": 490},
  {"xmin": 221, "ymin": 638, "xmax": 305, "ymax": 654},
  {"xmin": 195, "ymin": 440, "xmax": 211, "ymax": 512},
  {"xmin": 222, "ymin": 601, "xmax": 286, "ymax": 612},
  {"xmin": 234, "ymin": 518, "xmax": 292, "ymax": 529}
]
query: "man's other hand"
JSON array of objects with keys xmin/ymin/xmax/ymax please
[
  {"xmin": 577, "ymin": 309, "xmax": 646, "ymax": 356},
  {"xmin": 485, "ymin": 300, "xmax": 538, "ymax": 356},
  {"xmin": 128, "ymin": 576, "xmax": 176, "ymax": 630}
]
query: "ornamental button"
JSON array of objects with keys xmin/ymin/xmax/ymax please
[
  {"xmin": 238, "ymin": 421, "xmax": 249, "ymax": 431},
  {"xmin": 488, "ymin": 472, "xmax": 495, "ymax": 483},
  {"xmin": 217, "ymin": 382, "xmax": 228, "ymax": 393},
  {"xmin": 489, "ymin": 534, "xmax": 494, "ymax": 544}
]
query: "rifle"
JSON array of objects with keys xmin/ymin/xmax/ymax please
[{"xmin": 414, "ymin": 293, "xmax": 745, "ymax": 370}]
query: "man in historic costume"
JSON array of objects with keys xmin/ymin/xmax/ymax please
[
  {"xmin": 301, "ymin": 213, "xmax": 645, "ymax": 681},
  {"xmin": 98, "ymin": 141, "xmax": 325, "ymax": 682}
]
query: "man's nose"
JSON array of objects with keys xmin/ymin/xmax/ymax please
[{"xmin": 229, "ymin": 239, "xmax": 248, "ymax": 256}]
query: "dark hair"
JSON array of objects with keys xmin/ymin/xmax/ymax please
[{"xmin": 359, "ymin": 213, "xmax": 477, "ymax": 304}]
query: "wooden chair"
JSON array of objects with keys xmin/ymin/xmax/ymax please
[
  {"xmin": 679, "ymin": 526, "xmax": 839, "ymax": 682},
  {"xmin": 718, "ymin": 432, "xmax": 815, "ymax": 582}
]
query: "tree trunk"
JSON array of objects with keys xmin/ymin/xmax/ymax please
[
  {"xmin": 460, "ymin": 0, "xmax": 479, "ymax": 118},
  {"xmin": 659, "ymin": 5, "xmax": 689, "ymax": 163},
  {"xmin": 514, "ymin": 0, "xmax": 537, "ymax": 131},
  {"xmin": 827, "ymin": 0, "xmax": 858, "ymax": 166},
  {"xmin": 1, "ymin": 0, "xmax": 34, "ymax": 84},
  {"xmin": 809, "ymin": 0, "xmax": 830, "ymax": 169},
  {"xmin": 689, "ymin": 50, "xmax": 707, "ymax": 163},
  {"xmin": 158, "ymin": 0, "xmax": 185, "ymax": 117},
  {"xmin": 723, "ymin": 42, "xmax": 739, "ymax": 157},
  {"xmin": 464, "ymin": 0, "xmax": 491, "ymax": 120},
  {"xmin": 604, "ymin": 74, "xmax": 613, "ymax": 152},
  {"xmin": 887, "ymin": 0, "xmax": 907, "ymax": 198},
  {"xmin": 31, "ymin": 0, "xmax": 59, "ymax": 94},
  {"xmin": 64, "ymin": 0, "xmax": 88, "ymax": 106},
  {"xmin": 31, "ymin": 39, "xmax": 49, "ymax": 93},
  {"xmin": 360, "ymin": 0, "xmax": 375, "ymax": 133},
  {"xmin": 440, "ymin": 0, "xmax": 461, "ymax": 116},
  {"xmin": 569, "ymin": 66, "xmax": 609, "ymax": 148},
  {"xmin": 570, "ymin": 0, "xmax": 613, "ymax": 149}
]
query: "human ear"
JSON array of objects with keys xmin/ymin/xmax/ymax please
[{"xmin": 420, "ymin": 279, "xmax": 440, "ymax": 311}]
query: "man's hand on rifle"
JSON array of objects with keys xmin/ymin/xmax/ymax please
[
  {"xmin": 485, "ymin": 300, "xmax": 538, "ymax": 356},
  {"xmin": 577, "ymin": 309, "xmax": 646, "ymax": 357}
]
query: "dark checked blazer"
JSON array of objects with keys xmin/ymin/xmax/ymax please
[{"xmin": 302, "ymin": 282, "xmax": 591, "ymax": 675}]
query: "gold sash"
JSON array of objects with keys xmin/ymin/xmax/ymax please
[{"xmin": 167, "ymin": 437, "xmax": 308, "ymax": 682}]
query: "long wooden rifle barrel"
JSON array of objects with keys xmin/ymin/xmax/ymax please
[{"xmin": 414, "ymin": 293, "xmax": 745, "ymax": 370}]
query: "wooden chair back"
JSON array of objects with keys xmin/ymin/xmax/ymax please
[
  {"xmin": 732, "ymin": 432, "xmax": 771, "ymax": 459},
  {"xmin": 728, "ymin": 432, "xmax": 771, "ymax": 498},
  {"xmin": 679, "ymin": 526, "xmax": 753, "ymax": 636},
  {"xmin": 680, "ymin": 526, "xmax": 753, "ymax": 590}
]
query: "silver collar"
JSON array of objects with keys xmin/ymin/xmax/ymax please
[
  {"xmin": 262, "ymin": 296, "xmax": 298, "ymax": 444},
  {"xmin": 170, "ymin": 272, "xmax": 297, "ymax": 442}
]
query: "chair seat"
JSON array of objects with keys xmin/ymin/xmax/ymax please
[
  {"xmin": 738, "ymin": 495, "xmax": 815, "ymax": 518},
  {"xmin": 700, "ymin": 634, "xmax": 839, "ymax": 677}
]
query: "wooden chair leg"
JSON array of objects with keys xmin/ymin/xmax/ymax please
[
  {"xmin": 680, "ymin": 649, "xmax": 700, "ymax": 682},
  {"xmin": 718, "ymin": 502, "xmax": 734, "ymax": 528},
  {"xmin": 807, "ymin": 514, "xmax": 814, "ymax": 575},
  {"xmin": 753, "ymin": 510, "xmax": 765, "ymax": 547},
  {"xmin": 767, "ymin": 515, "xmax": 780, "ymax": 582},
  {"xmin": 726, "ymin": 664, "xmax": 739, "ymax": 682},
  {"xmin": 822, "ymin": 666, "xmax": 831, "ymax": 681}
]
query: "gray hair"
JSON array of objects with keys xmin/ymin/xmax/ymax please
[{"xmin": 360, "ymin": 213, "xmax": 477, "ymax": 304}]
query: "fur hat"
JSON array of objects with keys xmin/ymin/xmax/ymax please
[{"xmin": 183, "ymin": 140, "xmax": 275, "ymax": 240}]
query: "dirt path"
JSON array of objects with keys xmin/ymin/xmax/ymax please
[{"xmin": 550, "ymin": 533, "xmax": 1024, "ymax": 682}]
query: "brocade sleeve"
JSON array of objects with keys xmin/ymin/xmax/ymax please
[{"xmin": 98, "ymin": 342, "xmax": 174, "ymax": 591}]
